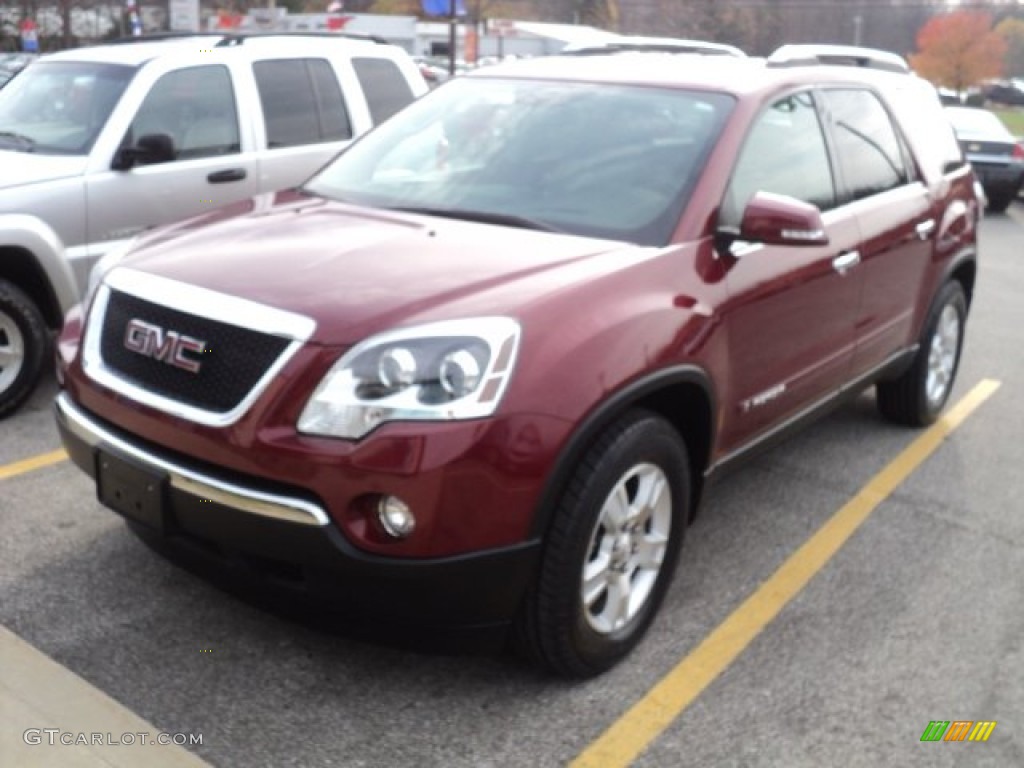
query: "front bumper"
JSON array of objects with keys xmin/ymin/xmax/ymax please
[{"xmin": 55, "ymin": 392, "xmax": 540, "ymax": 633}]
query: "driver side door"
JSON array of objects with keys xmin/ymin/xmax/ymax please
[
  {"xmin": 84, "ymin": 63, "xmax": 260, "ymax": 259},
  {"xmin": 717, "ymin": 90, "xmax": 863, "ymax": 452}
]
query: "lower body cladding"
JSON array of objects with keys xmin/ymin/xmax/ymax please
[{"xmin": 54, "ymin": 392, "xmax": 540, "ymax": 646}]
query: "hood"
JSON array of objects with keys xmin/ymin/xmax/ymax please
[
  {"xmin": 116, "ymin": 193, "xmax": 631, "ymax": 344},
  {"xmin": 0, "ymin": 150, "xmax": 89, "ymax": 190}
]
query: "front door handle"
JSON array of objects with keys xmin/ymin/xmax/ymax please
[
  {"xmin": 207, "ymin": 168, "xmax": 247, "ymax": 184},
  {"xmin": 832, "ymin": 250, "xmax": 861, "ymax": 275},
  {"xmin": 915, "ymin": 219, "xmax": 936, "ymax": 240}
]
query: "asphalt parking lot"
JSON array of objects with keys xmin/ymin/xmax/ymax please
[{"xmin": 2, "ymin": 204, "xmax": 1022, "ymax": 768}]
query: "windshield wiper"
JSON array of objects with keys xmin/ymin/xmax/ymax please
[
  {"xmin": 0, "ymin": 131, "xmax": 36, "ymax": 150},
  {"xmin": 390, "ymin": 206, "xmax": 563, "ymax": 233}
]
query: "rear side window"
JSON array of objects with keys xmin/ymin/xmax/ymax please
[
  {"xmin": 821, "ymin": 89, "xmax": 910, "ymax": 201},
  {"xmin": 722, "ymin": 91, "xmax": 836, "ymax": 228},
  {"xmin": 253, "ymin": 59, "xmax": 352, "ymax": 148},
  {"xmin": 352, "ymin": 57, "xmax": 415, "ymax": 124}
]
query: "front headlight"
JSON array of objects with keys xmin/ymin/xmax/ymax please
[
  {"xmin": 84, "ymin": 238, "xmax": 138, "ymax": 308},
  {"xmin": 298, "ymin": 317, "xmax": 521, "ymax": 439}
]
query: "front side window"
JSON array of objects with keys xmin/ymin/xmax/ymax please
[
  {"xmin": 127, "ymin": 65, "xmax": 240, "ymax": 163},
  {"xmin": 821, "ymin": 89, "xmax": 910, "ymax": 201},
  {"xmin": 253, "ymin": 59, "xmax": 352, "ymax": 148},
  {"xmin": 0, "ymin": 61, "xmax": 134, "ymax": 155},
  {"xmin": 305, "ymin": 77, "xmax": 734, "ymax": 246},
  {"xmin": 721, "ymin": 91, "xmax": 836, "ymax": 229}
]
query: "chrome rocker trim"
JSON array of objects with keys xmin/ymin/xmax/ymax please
[{"xmin": 56, "ymin": 392, "xmax": 329, "ymax": 527}]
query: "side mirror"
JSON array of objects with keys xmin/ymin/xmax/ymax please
[
  {"xmin": 733, "ymin": 191, "xmax": 829, "ymax": 247},
  {"xmin": 112, "ymin": 133, "xmax": 176, "ymax": 171}
]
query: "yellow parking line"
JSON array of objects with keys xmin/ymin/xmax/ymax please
[
  {"xmin": 571, "ymin": 379, "xmax": 1001, "ymax": 768},
  {"xmin": 1, "ymin": 625, "xmax": 211, "ymax": 767},
  {"xmin": 0, "ymin": 449, "xmax": 67, "ymax": 481}
]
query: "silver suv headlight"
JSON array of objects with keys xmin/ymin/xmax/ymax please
[{"xmin": 298, "ymin": 317, "xmax": 521, "ymax": 439}]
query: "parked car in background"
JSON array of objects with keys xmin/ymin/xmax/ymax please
[
  {"xmin": 412, "ymin": 55, "xmax": 450, "ymax": 87},
  {"xmin": 0, "ymin": 33, "xmax": 426, "ymax": 417},
  {"xmin": 55, "ymin": 45, "xmax": 978, "ymax": 677},
  {"xmin": 1020, "ymin": 137, "xmax": 1024, "ymax": 198},
  {"xmin": 982, "ymin": 78, "xmax": 1024, "ymax": 107},
  {"xmin": 945, "ymin": 106, "xmax": 1024, "ymax": 213}
]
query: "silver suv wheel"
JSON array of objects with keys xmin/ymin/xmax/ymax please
[{"xmin": 0, "ymin": 310, "xmax": 26, "ymax": 393}]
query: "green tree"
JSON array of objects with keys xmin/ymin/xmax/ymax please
[{"xmin": 909, "ymin": 11, "xmax": 1006, "ymax": 94}]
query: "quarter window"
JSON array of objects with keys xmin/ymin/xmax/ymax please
[
  {"xmin": 253, "ymin": 59, "xmax": 353, "ymax": 148},
  {"xmin": 820, "ymin": 89, "xmax": 909, "ymax": 201},
  {"xmin": 722, "ymin": 92, "xmax": 836, "ymax": 229},
  {"xmin": 352, "ymin": 57, "xmax": 416, "ymax": 125}
]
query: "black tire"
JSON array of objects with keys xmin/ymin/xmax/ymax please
[
  {"xmin": 0, "ymin": 279, "xmax": 49, "ymax": 419},
  {"xmin": 516, "ymin": 410, "xmax": 690, "ymax": 678},
  {"xmin": 877, "ymin": 280, "xmax": 967, "ymax": 427},
  {"xmin": 987, "ymin": 194, "xmax": 1012, "ymax": 214}
]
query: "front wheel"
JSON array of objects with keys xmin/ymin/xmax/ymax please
[
  {"xmin": 877, "ymin": 280, "xmax": 967, "ymax": 427},
  {"xmin": 0, "ymin": 279, "xmax": 49, "ymax": 419},
  {"xmin": 517, "ymin": 410, "xmax": 690, "ymax": 677}
]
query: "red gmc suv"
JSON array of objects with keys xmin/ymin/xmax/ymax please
[{"xmin": 54, "ymin": 45, "xmax": 979, "ymax": 677}]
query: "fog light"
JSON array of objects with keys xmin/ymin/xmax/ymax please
[{"xmin": 377, "ymin": 495, "xmax": 415, "ymax": 539}]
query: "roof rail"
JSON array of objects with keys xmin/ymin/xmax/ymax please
[
  {"xmin": 767, "ymin": 44, "xmax": 909, "ymax": 74},
  {"xmin": 214, "ymin": 31, "xmax": 390, "ymax": 47},
  {"xmin": 105, "ymin": 32, "xmax": 226, "ymax": 45},
  {"xmin": 562, "ymin": 37, "xmax": 746, "ymax": 59}
]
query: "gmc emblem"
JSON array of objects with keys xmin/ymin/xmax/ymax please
[{"xmin": 123, "ymin": 318, "xmax": 206, "ymax": 374}]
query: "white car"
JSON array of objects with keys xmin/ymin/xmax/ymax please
[{"xmin": 0, "ymin": 33, "xmax": 427, "ymax": 416}]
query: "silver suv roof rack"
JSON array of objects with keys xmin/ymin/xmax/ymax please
[
  {"xmin": 562, "ymin": 37, "xmax": 746, "ymax": 59},
  {"xmin": 106, "ymin": 31, "xmax": 389, "ymax": 47},
  {"xmin": 767, "ymin": 44, "xmax": 909, "ymax": 74},
  {"xmin": 215, "ymin": 32, "xmax": 390, "ymax": 46}
]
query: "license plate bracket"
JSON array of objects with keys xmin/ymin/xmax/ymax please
[{"xmin": 95, "ymin": 449, "xmax": 168, "ymax": 532}]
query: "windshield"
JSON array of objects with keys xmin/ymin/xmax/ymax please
[
  {"xmin": 0, "ymin": 60, "xmax": 135, "ymax": 154},
  {"xmin": 305, "ymin": 76, "xmax": 734, "ymax": 246}
]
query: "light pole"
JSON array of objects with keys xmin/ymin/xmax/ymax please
[{"xmin": 449, "ymin": 0, "xmax": 457, "ymax": 75}]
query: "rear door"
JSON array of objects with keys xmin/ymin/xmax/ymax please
[
  {"xmin": 249, "ymin": 57, "xmax": 359, "ymax": 193},
  {"xmin": 818, "ymin": 88, "xmax": 934, "ymax": 376},
  {"xmin": 718, "ymin": 90, "xmax": 862, "ymax": 450}
]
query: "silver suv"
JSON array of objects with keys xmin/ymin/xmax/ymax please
[{"xmin": 0, "ymin": 33, "xmax": 426, "ymax": 416}]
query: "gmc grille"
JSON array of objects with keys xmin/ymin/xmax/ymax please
[{"xmin": 99, "ymin": 290, "xmax": 291, "ymax": 413}]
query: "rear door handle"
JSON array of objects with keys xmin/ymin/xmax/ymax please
[
  {"xmin": 207, "ymin": 168, "xmax": 247, "ymax": 184},
  {"xmin": 832, "ymin": 250, "xmax": 860, "ymax": 275},
  {"xmin": 915, "ymin": 219, "xmax": 936, "ymax": 240}
]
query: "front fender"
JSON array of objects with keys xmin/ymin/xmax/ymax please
[{"xmin": 0, "ymin": 213, "xmax": 77, "ymax": 317}]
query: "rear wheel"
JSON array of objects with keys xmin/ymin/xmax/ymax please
[
  {"xmin": 986, "ymin": 194, "xmax": 1013, "ymax": 214},
  {"xmin": 877, "ymin": 280, "xmax": 966, "ymax": 427},
  {"xmin": 0, "ymin": 279, "xmax": 49, "ymax": 418},
  {"xmin": 517, "ymin": 410, "xmax": 690, "ymax": 677}
]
